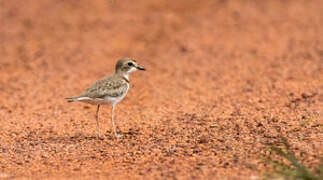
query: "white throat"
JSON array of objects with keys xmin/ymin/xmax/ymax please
[
  {"xmin": 123, "ymin": 67, "xmax": 137, "ymax": 80},
  {"xmin": 123, "ymin": 73, "xmax": 129, "ymax": 81}
]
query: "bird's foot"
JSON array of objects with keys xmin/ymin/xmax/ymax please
[
  {"xmin": 114, "ymin": 133, "xmax": 123, "ymax": 138},
  {"xmin": 97, "ymin": 133, "xmax": 104, "ymax": 140}
]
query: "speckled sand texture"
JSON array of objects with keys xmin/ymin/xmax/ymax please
[{"xmin": 0, "ymin": 0, "xmax": 322, "ymax": 179}]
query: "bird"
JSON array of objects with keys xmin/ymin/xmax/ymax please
[{"xmin": 65, "ymin": 58, "xmax": 146, "ymax": 138}]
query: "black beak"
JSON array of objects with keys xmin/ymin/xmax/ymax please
[{"xmin": 137, "ymin": 66, "xmax": 146, "ymax": 71}]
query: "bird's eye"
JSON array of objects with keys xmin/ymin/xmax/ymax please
[{"xmin": 128, "ymin": 62, "xmax": 133, "ymax": 66}]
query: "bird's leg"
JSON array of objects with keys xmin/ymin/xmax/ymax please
[
  {"xmin": 111, "ymin": 104, "xmax": 123, "ymax": 138},
  {"xmin": 95, "ymin": 104, "xmax": 102, "ymax": 138}
]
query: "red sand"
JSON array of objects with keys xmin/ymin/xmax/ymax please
[{"xmin": 0, "ymin": 0, "xmax": 322, "ymax": 179}]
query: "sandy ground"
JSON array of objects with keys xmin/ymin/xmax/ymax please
[{"xmin": 0, "ymin": 0, "xmax": 322, "ymax": 179}]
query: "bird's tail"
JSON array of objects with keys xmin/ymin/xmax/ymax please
[{"xmin": 65, "ymin": 96, "xmax": 80, "ymax": 103}]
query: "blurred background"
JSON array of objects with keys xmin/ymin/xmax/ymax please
[{"xmin": 0, "ymin": 0, "xmax": 322, "ymax": 179}]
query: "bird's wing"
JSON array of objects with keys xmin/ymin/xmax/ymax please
[{"xmin": 80, "ymin": 76, "xmax": 128, "ymax": 98}]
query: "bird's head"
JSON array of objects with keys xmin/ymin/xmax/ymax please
[{"xmin": 115, "ymin": 58, "xmax": 146, "ymax": 75}]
